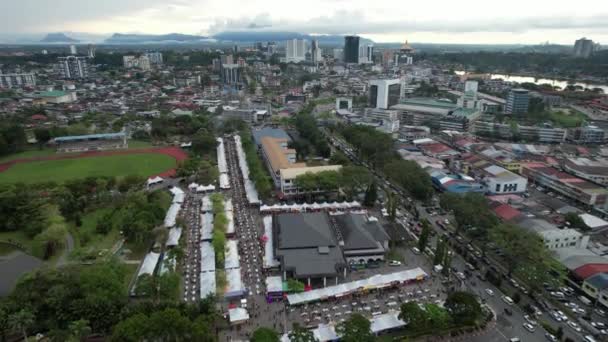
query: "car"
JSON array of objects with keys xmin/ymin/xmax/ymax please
[
  {"xmin": 509, "ymin": 338, "xmax": 520, "ymax": 342},
  {"xmin": 550, "ymin": 291, "xmax": 565, "ymax": 299},
  {"xmin": 485, "ymin": 289, "xmax": 494, "ymax": 296},
  {"xmin": 412, "ymin": 247, "xmax": 421, "ymax": 255},
  {"xmin": 456, "ymin": 272, "xmax": 466, "ymax": 280},
  {"xmin": 523, "ymin": 322, "xmax": 536, "ymax": 332},
  {"xmin": 584, "ymin": 336, "xmax": 598, "ymax": 342},
  {"xmin": 592, "ymin": 322, "xmax": 607, "ymax": 329},
  {"xmin": 595, "ymin": 308, "xmax": 607, "ymax": 317},
  {"xmin": 502, "ymin": 295, "xmax": 514, "ymax": 305},
  {"xmin": 524, "ymin": 315, "xmax": 537, "ymax": 326},
  {"xmin": 550, "ymin": 310, "xmax": 564, "ymax": 322},
  {"xmin": 567, "ymin": 320, "xmax": 582, "ymax": 332},
  {"xmin": 388, "ymin": 260, "xmax": 402, "ymax": 266},
  {"xmin": 504, "ymin": 308, "xmax": 513, "ymax": 316},
  {"xmin": 545, "ymin": 333, "xmax": 558, "ymax": 341}
]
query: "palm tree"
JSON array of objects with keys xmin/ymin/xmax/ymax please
[
  {"xmin": 8, "ymin": 309, "xmax": 34, "ymax": 342},
  {"xmin": 68, "ymin": 319, "xmax": 91, "ymax": 342}
]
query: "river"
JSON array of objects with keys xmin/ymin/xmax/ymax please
[{"xmin": 454, "ymin": 71, "xmax": 608, "ymax": 94}]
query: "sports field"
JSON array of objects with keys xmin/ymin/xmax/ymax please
[{"xmin": 0, "ymin": 153, "xmax": 177, "ymax": 184}]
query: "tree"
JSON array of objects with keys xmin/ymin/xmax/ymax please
[
  {"xmin": 252, "ymin": 327, "xmax": 280, "ymax": 342},
  {"xmin": 418, "ymin": 219, "xmax": 431, "ymax": 252},
  {"xmin": 287, "ymin": 279, "xmax": 305, "ymax": 293},
  {"xmin": 336, "ymin": 314, "xmax": 374, "ymax": 342},
  {"xmin": 33, "ymin": 128, "xmax": 51, "ymax": 148},
  {"xmin": 288, "ymin": 323, "xmax": 315, "ymax": 342},
  {"xmin": 8, "ymin": 309, "xmax": 34, "ymax": 342},
  {"xmin": 363, "ymin": 181, "xmax": 377, "ymax": 207},
  {"xmin": 556, "ymin": 326, "xmax": 564, "ymax": 339},
  {"xmin": 444, "ymin": 291, "xmax": 482, "ymax": 325},
  {"xmin": 434, "ymin": 236, "xmax": 447, "ymax": 266},
  {"xmin": 564, "ymin": 212, "xmax": 590, "ymax": 231},
  {"xmin": 398, "ymin": 302, "xmax": 429, "ymax": 331},
  {"xmin": 68, "ymin": 319, "xmax": 92, "ymax": 342},
  {"xmin": 192, "ymin": 131, "xmax": 217, "ymax": 156}
]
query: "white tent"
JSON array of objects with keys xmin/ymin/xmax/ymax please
[
  {"xmin": 188, "ymin": 182, "xmax": 199, "ymax": 190},
  {"xmin": 201, "ymin": 213, "xmax": 214, "ymax": 241},
  {"xmin": 166, "ymin": 227, "xmax": 182, "ymax": 247},
  {"xmin": 219, "ymin": 174, "xmax": 231, "ymax": 189},
  {"xmin": 137, "ymin": 252, "xmax": 161, "ymax": 277},
  {"xmin": 228, "ymin": 308, "xmax": 250, "ymax": 325},
  {"xmin": 164, "ymin": 203, "xmax": 181, "ymax": 227},
  {"xmin": 263, "ymin": 216, "xmax": 280, "ymax": 269},
  {"xmin": 200, "ymin": 271, "xmax": 216, "ymax": 298},
  {"xmin": 196, "ymin": 184, "xmax": 215, "ymax": 193},
  {"xmin": 147, "ymin": 176, "xmax": 163, "ymax": 187},
  {"xmin": 225, "ymin": 239, "xmax": 240, "ymax": 269},
  {"xmin": 200, "ymin": 242, "xmax": 216, "ymax": 272}
]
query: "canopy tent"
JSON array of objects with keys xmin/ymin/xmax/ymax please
[
  {"xmin": 201, "ymin": 196, "xmax": 213, "ymax": 212},
  {"xmin": 197, "ymin": 184, "xmax": 215, "ymax": 192},
  {"xmin": 138, "ymin": 252, "xmax": 161, "ymax": 277},
  {"xmin": 164, "ymin": 203, "xmax": 181, "ymax": 227},
  {"xmin": 225, "ymin": 268, "xmax": 246, "ymax": 298},
  {"xmin": 263, "ymin": 216, "xmax": 280, "ymax": 269},
  {"xmin": 234, "ymin": 135, "xmax": 261, "ymax": 205},
  {"xmin": 217, "ymin": 138, "xmax": 228, "ymax": 174},
  {"xmin": 147, "ymin": 176, "xmax": 163, "ymax": 187},
  {"xmin": 228, "ymin": 307, "xmax": 250, "ymax": 325},
  {"xmin": 259, "ymin": 201, "xmax": 363, "ymax": 213},
  {"xmin": 166, "ymin": 227, "xmax": 182, "ymax": 247},
  {"xmin": 201, "ymin": 213, "xmax": 214, "ymax": 241},
  {"xmin": 224, "ymin": 239, "xmax": 240, "ymax": 270},
  {"xmin": 219, "ymin": 174, "xmax": 231, "ymax": 189},
  {"xmin": 200, "ymin": 271, "xmax": 216, "ymax": 299},
  {"xmin": 200, "ymin": 242, "xmax": 216, "ymax": 272},
  {"xmin": 266, "ymin": 276, "xmax": 283, "ymax": 293},
  {"xmin": 287, "ymin": 268, "xmax": 428, "ymax": 305},
  {"xmin": 226, "ymin": 211, "xmax": 235, "ymax": 235}
]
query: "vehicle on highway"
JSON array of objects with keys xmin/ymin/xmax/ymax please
[
  {"xmin": 388, "ymin": 260, "xmax": 402, "ymax": 266},
  {"xmin": 485, "ymin": 289, "xmax": 494, "ymax": 296},
  {"xmin": 544, "ymin": 333, "xmax": 558, "ymax": 341},
  {"xmin": 567, "ymin": 320, "xmax": 582, "ymax": 332},
  {"xmin": 502, "ymin": 295, "xmax": 514, "ymax": 305},
  {"xmin": 523, "ymin": 322, "xmax": 536, "ymax": 332}
]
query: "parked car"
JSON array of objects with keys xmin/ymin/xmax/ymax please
[
  {"xmin": 485, "ymin": 289, "xmax": 494, "ymax": 296},
  {"xmin": 544, "ymin": 333, "xmax": 558, "ymax": 341},
  {"xmin": 388, "ymin": 260, "xmax": 402, "ymax": 267},
  {"xmin": 502, "ymin": 295, "xmax": 514, "ymax": 305},
  {"xmin": 523, "ymin": 322, "xmax": 536, "ymax": 333}
]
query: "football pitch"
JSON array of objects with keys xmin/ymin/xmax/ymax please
[{"xmin": 0, "ymin": 153, "xmax": 177, "ymax": 184}]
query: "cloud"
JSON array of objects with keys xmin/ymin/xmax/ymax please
[{"xmin": 204, "ymin": 11, "xmax": 608, "ymax": 36}]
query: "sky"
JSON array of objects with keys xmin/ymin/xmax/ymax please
[{"xmin": 2, "ymin": 0, "xmax": 608, "ymax": 44}]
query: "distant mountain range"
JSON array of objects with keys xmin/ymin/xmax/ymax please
[
  {"xmin": 104, "ymin": 33, "xmax": 208, "ymax": 44},
  {"xmin": 40, "ymin": 33, "xmax": 79, "ymax": 43}
]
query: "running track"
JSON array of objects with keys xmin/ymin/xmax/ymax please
[{"xmin": 0, "ymin": 147, "xmax": 188, "ymax": 178}]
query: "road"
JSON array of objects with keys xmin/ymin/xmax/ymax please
[{"xmin": 327, "ymin": 132, "xmax": 592, "ymax": 342}]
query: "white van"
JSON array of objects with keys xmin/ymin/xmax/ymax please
[{"xmin": 502, "ymin": 295, "xmax": 514, "ymax": 305}]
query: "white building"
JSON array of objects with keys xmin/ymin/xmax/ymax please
[
  {"xmin": 369, "ymin": 79, "xmax": 401, "ymax": 109},
  {"xmin": 457, "ymin": 80, "xmax": 481, "ymax": 109},
  {"xmin": 358, "ymin": 44, "xmax": 374, "ymax": 64},
  {"xmin": 0, "ymin": 73, "xmax": 36, "ymax": 88},
  {"xmin": 482, "ymin": 165, "xmax": 527, "ymax": 194},
  {"xmin": 123, "ymin": 55, "xmax": 151, "ymax": 71},
  {"xmin": 145, "ymin": 52, "xmax": 163, "ymax": 65},
  {"xmin": 311, "ymin": 40, "xmax": 322, "ymax": 65},
  {"xmin": 519, "ymin": 218, "xmax": 588, "ymax": 251},
  {"xmin": 333, "ymin": 49, "xmax": 344, "ymax": 61},
  {"xmin": 69, "ymin": 45, "xmax": 77, "ymax": 55},
  {"xmin": 286, "ymin": 39, "xmax": 306, "ymax": 63},
  {"xmin": 58, "ymin": 56, "xmax": 90, "ymax": 79}
]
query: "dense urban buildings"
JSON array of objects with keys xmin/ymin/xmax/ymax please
[
  {"xmin": 0, "ymin": 72, "xmax": 36, "ymax": 88},
  {"xmin": 369, "ymin": 79, "xmax": 401, "ymax": 109}
]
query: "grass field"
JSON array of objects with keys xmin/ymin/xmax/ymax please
[
  {"xmin": 0, "ymin": 153, "xmax": 176, "ymax": 184},
  {"xmin": 0, "ymin": 140, "xmax": 153, "ymax": 163},
  {"xmin": 69, "ymin": 208, "xmax": 122, "ymax": 261}
]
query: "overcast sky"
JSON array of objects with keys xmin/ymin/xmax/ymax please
[{"xmin": 2, "ymin": 0, "xmax": 607, "ymax": 44}]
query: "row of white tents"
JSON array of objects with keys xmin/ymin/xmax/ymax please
[
  {"xmin": 260, "ymin": 201, "xmax": 362, "ymax": 213},
  {"xmin": 164, "ymin": 187, "xmax": 185, "ymax": 227},
  {"xmin": 234, "ymin": 135, "xmax": 260, "ymax": 205},
  {"xmin": 188, "ymin": 182, "xmax": 216, "ymax": 193},
  {"xmin": 217, "ymin": 138, "xmax": 231, "ymax": 190}
]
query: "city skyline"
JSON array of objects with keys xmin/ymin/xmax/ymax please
[{"xmin": 1, "ymin": 0, "xmax": 608, "ymax": 44}]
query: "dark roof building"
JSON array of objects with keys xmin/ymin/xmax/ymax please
[
  {"xmin": 274, "ymin": 213, "xmax": 345, "ymax": 280},
  {"xmin": 273, "ymin": 212, "xmax": 390, "ymax": 282}
]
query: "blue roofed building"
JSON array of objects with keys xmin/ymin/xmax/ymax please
[
  {"xmin": 252, "ymin": 127, "xmax": 291, "ymax": 148},
  {"xmin": 430, "ymin": 170, "xmax": 485, "ymax": 193}
]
